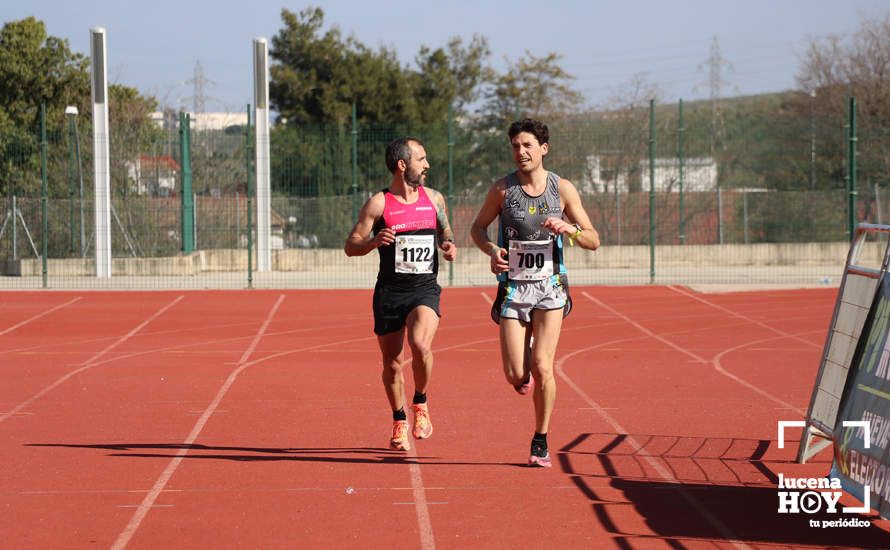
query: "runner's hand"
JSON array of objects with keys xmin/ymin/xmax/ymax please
[
  {"xmin": 374, "ymin": 227, "xmax": 395, "ymax": 247},
  {"xmin": 541, "ymin": 217, "xmax": 575, "ymax": 236},
  {"xmin": 490, "ymin": 247, "xmax": 508, "ymax": 274},
  {"xmin": 441, "ymin": 241, "xmax": 457, "ymax": 262}
]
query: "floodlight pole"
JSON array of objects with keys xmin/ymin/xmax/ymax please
[
  {"xmin": 65, "ymin": 105, "xmax": 86, "ymax": 257},
  {"xmin": 90, "ymin": 27, "xmax": 112, "ymax": 277},
  {"xmin": 253, "ymin": 38, "xmax": 271, "ymax": 272}
]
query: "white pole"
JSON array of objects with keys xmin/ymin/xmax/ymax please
[
  {"xmin": 90, "ymin": 28, "xmax": 112, "ymax": 277},
  {"xmin": 253, "ymin": 38, "xmax": 271, "ymax": 271}
]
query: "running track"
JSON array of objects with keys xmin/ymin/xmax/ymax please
[{"xmin": 1, "ymin": 287, "xmax": 888, "ymax": 548}]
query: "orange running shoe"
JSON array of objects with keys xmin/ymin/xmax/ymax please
[
  {"xmin": 412, "ymin": 403, "xmax": 433, "ymax": 439},
  {"xmin": 390, "ymin": 420, "xmax": 410, "ymax": 451}
]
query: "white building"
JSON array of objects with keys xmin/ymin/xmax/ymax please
[
  {"xmin": 125, "ymin": 155, "xmax": 179, "ymax": 196},
  {"xmin": 582, "ymin": 155, "xmax": 717, "ymax": 194},
  {"xmin": 150, "ymin": 111, "xmax": 248, "ymax": 131}
]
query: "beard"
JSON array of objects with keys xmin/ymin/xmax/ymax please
[{"xmin": 405, "ymin": 167, "xmax": 427, "ymax": 187}]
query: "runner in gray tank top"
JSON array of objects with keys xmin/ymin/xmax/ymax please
[
  {"xmin": 471, "ymin": 118, "xmax": 601, "ymax": 467},
  {"xmin": 498, "ymin": 170, "xmax": 568, "ymax": 283}
]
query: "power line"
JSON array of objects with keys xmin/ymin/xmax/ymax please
[{"xmin": 184, "ymin": 60, "xmax": 218, "ymax": 113}]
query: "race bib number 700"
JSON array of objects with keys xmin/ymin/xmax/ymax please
[
  {"xmin": 508, "ymin": 240, "xmax": 554, "ymax": 280},
  {"xmin": 395, "ymin": 234, "xmax": 435, "ymax": 274}
]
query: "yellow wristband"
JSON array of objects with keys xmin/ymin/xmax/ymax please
[{"xmin": 568, "ymin": 224, "xmax": 582, "ymax": 246}]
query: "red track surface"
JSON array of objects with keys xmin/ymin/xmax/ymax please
[{"xmin": 1, "ymin": 287, "xmax": 888, "ymax": 548}]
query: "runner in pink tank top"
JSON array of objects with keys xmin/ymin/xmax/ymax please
[{"xmin": 344, "ymin": 137, "xmax": 457, "ymax": 452}]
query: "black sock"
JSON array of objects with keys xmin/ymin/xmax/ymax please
[
  {"xmin": 412, "ymin": 391, "xmax": 427, "ymax": 405},
  {"xmin": 393, "ymin": 408, "xmax": 406, "ymax": 421},
  {"xmin": 531, "ymin": 432, "xmax": 548, "ymax": 457}
]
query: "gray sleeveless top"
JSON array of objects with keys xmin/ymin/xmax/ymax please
[{"xmin": 497, "ymin": 171, "xmax": 566, "ymax": 281}]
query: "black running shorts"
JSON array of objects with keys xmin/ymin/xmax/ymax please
[{"xmin": 373, "ymin": 281, "xmax": 442, "ymax": 335}]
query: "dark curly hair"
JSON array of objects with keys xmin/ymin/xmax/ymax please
[{"xmin": 508, "ymin": 119, "xmax": 549, "ymax": 146}]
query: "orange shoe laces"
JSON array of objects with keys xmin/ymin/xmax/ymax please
[
  {"xmin": 392, "ymin": 421, "xmax": 408, "ymax": 441},
  {"xmin": 414, "ymin": 406, "xmax": 429, "ymax": 428}
]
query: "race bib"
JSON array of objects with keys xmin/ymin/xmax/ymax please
[
  {"xmin": 395, "ymin": 234, "xmax": 435, "ymax": 274},
  {"xmin": 508, "ymin": 240, "xmax": 553, "ymax": 280}
]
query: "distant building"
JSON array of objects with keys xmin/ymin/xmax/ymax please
[
  {"xmin": 582, "ymin": 155, "xmax": 717, "ymax": 194},
  {"xmin": 150, "ymin": 111, "xmax": 247, "ymax": 131},
  {"xmin": 125, "ymin": 155, "xmax": 180, "ymax": 196}
]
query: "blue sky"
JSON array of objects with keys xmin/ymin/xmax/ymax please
[{"xmin": 6, "ymin": 0, "xmax": 889, "ymax": 112}]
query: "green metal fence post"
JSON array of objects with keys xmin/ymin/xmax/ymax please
[
  {"xmin": 848, "ymin": 96, "xmax": 857, "ymax": 240},
  {"xmin": 246, "ymin": 105, "xmax": 254, "ymax": 289},
  {"xmin": 180, "ymin": 112, "xmax": 195, "ymax": 254},
  {"xmin": 40, "ymin": 103, "xmax": 48, "ymax": 288},
  {"xmin": 678, "ymin": 98, "xmax": 686, "ymax": 245},
  {"xmin": 351, "ymin": 102, "xmax": 359, "ymax": 220},
  {"xmin": 648, "ymin": 99, "xmax": 656, "ymax": 284},
  {"xmin": 447, "ymin": 105, "xmax": 454, "ymax": 287}
]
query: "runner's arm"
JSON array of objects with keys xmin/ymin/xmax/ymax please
[
  {"xmin": 546, "ymin": 178, "xmax": 600, "ymax": 250},
  {"xmin": 428, "ymin": 188, "xmax": 457, "ymax": 261},
  {"xmin": 344, "ymin": 193, "xmax": 393, "ymax": 256},
  {"xmin": 471, "ymin": 180, "xmax": 509, "ymax": 273}
]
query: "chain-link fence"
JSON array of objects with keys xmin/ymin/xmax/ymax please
[{"xmin": 1, "ymin": 99, "xmax": 887, "ymax": 289}]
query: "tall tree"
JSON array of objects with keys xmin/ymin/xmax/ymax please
[
  {"xmin": 478, "ymin": 51, "xmax": 584, "ymax": 128},
  {"xmin": 269, "ymin": 7, "xmax": 412, "ymax": 125},
  {"xmin": 0, "ymin": 17, "xmax": 161, "ymax": 199},
  {"xmin": 269, "ymin": 7, "xmax": 490, "ymax": 126},
  {"xmin": 0, "ymin": 17, "xmax": 89, "ymax": 197},
  {"xmin": 794, "ymin": 11, "xmax": 890, "ymax": 196},
  {"xmin": 0, "ymin": 17, "xmax": 89, "ymax": 129},
  {"xmin": 796, "ymin": 12, "xmax": 890, "ymax": 126},
  {"xmin": 414, "ymin": 35, "xmax": 490, "ymax": 122}
]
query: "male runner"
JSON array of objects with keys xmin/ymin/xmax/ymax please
[
  {"xmin": 345, "ymin": 137, "xmax": 457, "ymax": 451},
  {"xmin": 470, "ymin": 119, "xmax": 600, "ymax": 466}
]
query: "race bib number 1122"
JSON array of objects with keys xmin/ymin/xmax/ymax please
[{"xmin": 395, "ymin": 235, "xmax": 435, "ymax": 274}]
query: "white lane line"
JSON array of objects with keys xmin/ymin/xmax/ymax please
[
  {"xmin": 0, "ymin": 296, "xmax": 184, "ymax": 424},
  {"xmin": 116, "ymin": 504, "xmax": 174, "ymax": 509},
  {"xmin": 479, "ymin": 290, "xmax": 749, "ymax": 548},
  {"xmin": 712, "ymin": 333, "xmax": 817, "ymax": 416},
  {"xmin": 666, "ymin": 285, "xmax": 821, "ymax": 349},
  {"xmin": 582, "ymin": 292, "xmax": 806, "ymax": 410},
  {"xmin": 584, "ymin": 291, "xmax": 812, "ymax": 414},
  {"xmin": 405, "ymin": 441, "xmax": 436, "ymax": 550},
  {"xmin": 0, "ymin": 297, "xmax": 82, "ymax": 336},
  {"xmin": 102, "ymin": 313, "xmax": 495, "ymax": 550},
  {"xmin": 109, "ymin": 299, "xmax": 482, "ymax": 549},
  {"xmin": 582, "ymin": 292, "xmax": 708, "ymax": 364},
  {"xmin": 111, "ymin": 294, "xmax": 285, "ymax": 550},
  {"xmin": 555, "ymin": 346, "xmax": 750, "ymax": 549}
]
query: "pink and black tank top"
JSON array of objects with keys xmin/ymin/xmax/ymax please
[{"xmin": 373, "ymin": 186, "xmax": 439, "ymax": 287}]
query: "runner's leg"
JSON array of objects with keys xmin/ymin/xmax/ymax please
[
  {"xmin": 529, "ymin": 308, "xmax": 563, "ymax": 434},
  {"xmin": 500, "ymin": 318, "xmax": 532, "ymax": 386},
  {"xmin": 378, "ymin": 329, "xmax": 407, "ymax": 413},
  {"xmin": 405, "ymin": 305, "xmax": 439, "ymax": 394}
]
